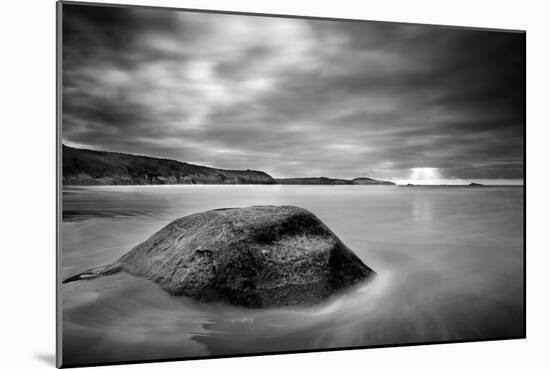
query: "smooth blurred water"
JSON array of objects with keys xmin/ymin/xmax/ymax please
[{"xmin": 61, "ymin": 185, "xmax": 524, "ymax": 366}]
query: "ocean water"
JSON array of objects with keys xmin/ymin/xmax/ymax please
[{"xmin": 61, "ymin": 185, "xmax": 524, "ymax": 366}]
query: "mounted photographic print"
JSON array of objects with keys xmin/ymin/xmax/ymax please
[{"xmin": 57, "ymin": 1, "xmax": 526, "ymax": 367}]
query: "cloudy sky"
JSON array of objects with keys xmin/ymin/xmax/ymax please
[{"xmin": 62, "ymin": 4, "xmax": 524, "ymax": 184}]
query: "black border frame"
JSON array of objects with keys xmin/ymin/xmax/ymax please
[{"xmin": 56, "ymin": 1, "xmax": 526, "ymax": 367}]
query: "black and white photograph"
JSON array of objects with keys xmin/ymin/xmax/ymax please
[{"xmin": 58, "ymin": 1, "xmax": 525, "ymax": 367}]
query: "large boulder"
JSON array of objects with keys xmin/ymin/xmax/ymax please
[{"xmin": 64, "ymin": 205, "xmax": 375, "ymax": 308}]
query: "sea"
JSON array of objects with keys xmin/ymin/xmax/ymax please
[{"xmin": 61, "ymin": 185, "xmax": 524, "ymax": 366}]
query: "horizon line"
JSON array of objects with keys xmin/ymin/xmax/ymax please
[{"xmin": 62, "ymin": 143, "xmax": 524, "ymax": 185}]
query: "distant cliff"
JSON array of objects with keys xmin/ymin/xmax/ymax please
[
  {"xmin": 275, "ymin": 177, "xmax": 395, "ymax": 185},
  {"xmin": 351, "ymin": 177, "xmax": 396, "ymax": 185},
  {"xmin": 62, "ymin": 145, "xmax": 277, "ymax": 185}
]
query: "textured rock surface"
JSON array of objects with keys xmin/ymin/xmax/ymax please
[{"xmin": 64, "ymin": 206, "xmax": 375, "ymax": 308}]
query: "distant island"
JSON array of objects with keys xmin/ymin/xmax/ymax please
[
  {"xmin": 276, "ymin": 177, "xmax": 395, "ymax": 185},
  {"xmin": 62, "ymin": 145, "xmax": 395, "ymax": 186}
]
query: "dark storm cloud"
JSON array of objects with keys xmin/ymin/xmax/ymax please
[{"xmin": 62, "ymin": 3, "xmax": 525, "ymax": 182}]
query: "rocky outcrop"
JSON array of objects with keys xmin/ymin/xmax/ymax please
[
  {"xmin": 63, "ymin": 206, "xmax": 374, "ymax": 308},
  {"xmin": 62, "ymin": 145, "xmax": 277, "ymax": 185}
]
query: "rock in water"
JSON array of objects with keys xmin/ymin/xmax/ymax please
[{"xmin": 64, "ymin": 206, "xmax": 375, "ymax": 308}]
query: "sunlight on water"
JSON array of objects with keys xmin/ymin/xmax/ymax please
[{"xmin": 62, "ymin": 185, "xmax": 524, "ymax": 366}]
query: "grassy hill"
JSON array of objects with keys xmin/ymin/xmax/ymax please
[{"xmin": 62, "ymin": 145, "xmax": 277, "ymax": 185}]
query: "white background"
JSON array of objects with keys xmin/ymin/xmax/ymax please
[{"xmin": 1, "ymin": 0, "xmax": 548, "ymax": 368}]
